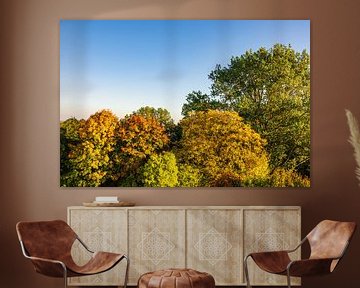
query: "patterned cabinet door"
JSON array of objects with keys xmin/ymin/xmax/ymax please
[
  {"xmin": 128, "ymin": 209, "xmax": 186, "ymax": 284},
  {"xmin": 68, "ymin": 208, "xmax": 128, "ymax": 286},
  {"xmin": 187, "ymin": 209, "xmax": 243, "ymax": 285},
  {"xmin": 243, "ymin": 209, "xmax": 301, "ymax": 286}
]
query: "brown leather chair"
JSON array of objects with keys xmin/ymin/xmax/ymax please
[
  {"xmin": 244, "ymin": 220, "xmax": 356, "ymax": 288},
  {"xmin": 16, "ymin": 220, "xmax": 129, "ymax": 288}
]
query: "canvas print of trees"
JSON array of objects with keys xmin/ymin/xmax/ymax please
[{"xmin": 60, "ymin": 20, "xmax": 310, "ymax": 187}]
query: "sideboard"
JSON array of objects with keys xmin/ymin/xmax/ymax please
[{"xmin": 67, "ymin": 206, "xmax": 301, "ymax": 286}]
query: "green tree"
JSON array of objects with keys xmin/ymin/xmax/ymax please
[
  {"xmin": 177, "ymin": 110, "xmax": 269, "ymax": 187},
  {"xmin": 62, "ymin": 110, "xmax": 119, "ymax": 187},
  {"xmin": 183, "ymin": 44, "xmax": 310, "ymax": 178},
  {"xmin": 181, "ymin": 91, "xmax": 225, "ymax": 117},
  {"xmin": 141, "ymin": 152, "xmax": 178, "ymax": 187},
  {"xmin": 115, "ymin": 114, "xmax": 170, "ymax": 186}
]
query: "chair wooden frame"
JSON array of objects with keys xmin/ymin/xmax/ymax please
[{"xmin": 16, "ymin": 220, "xmax": 129, "ymax": 288}]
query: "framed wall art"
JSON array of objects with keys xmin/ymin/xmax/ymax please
[{"xmin": 60, "ymin": 20, "xmax": 310, "ymax": 187}]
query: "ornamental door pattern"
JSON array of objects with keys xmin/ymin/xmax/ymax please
[
  {"xmin": 68, "ymin": 206, "xmax": 301, "ymax": 286},
  {"xmin": 187, "ymin": 209, "xmax": 242, "ymax": 285},
  {"xmin": 244, "ymin": 209, "xmax": 301, "ymax": 286},
  {"xmin": 128, "ymin": 209, "xmax": 186, "ymax": 284},
  {"xmin": 68, "ymin": 208, "xmax": 127, "ymax": 286}
]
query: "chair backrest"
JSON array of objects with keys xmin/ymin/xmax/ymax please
[
  {"xmin": 307, "ymin": 220, "xmax": 356, "ymax": 261},
  {"xmin": 16, "ymin": 220, "xmax": 77, "ymax": 261}
]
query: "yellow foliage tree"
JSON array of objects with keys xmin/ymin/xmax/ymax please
[
  {"xmin": 270, "ymin": 168, "xmax": 310, "ymax": 187},
  {"xmin": 177, "ymin": 110, "xmax": 269, "ymax": 186},
  {"xmin": 64, "ymin": 110, "xmax": 119, "ymax": 187}
]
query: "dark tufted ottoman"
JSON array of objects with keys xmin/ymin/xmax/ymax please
[{"xmin": 138, "ymin": 268, "xmax": 215, "ymax": 288}]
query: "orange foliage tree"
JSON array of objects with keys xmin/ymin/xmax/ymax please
[{"xmin": 114, "ymin": 114, "xmax": 170, "ymax": 186}]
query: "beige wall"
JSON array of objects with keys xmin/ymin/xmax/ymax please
[{"xmin": 1, "ymin": 0, "xmax": 360, "ymax": 287}]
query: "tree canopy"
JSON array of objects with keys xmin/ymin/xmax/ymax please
[
  {"xmin": 141, "ymin": 152, "xmax": 178, "ymax": 187},
  {"xmin": 177, "ymin": 110, "xmax": 269, "ymax": 186},
  {"xmin": 60, "ymin": 44, "xmax": 310, "ymax": 187},
  {"xmin": 61, "ymin": 110, "xmax": 119, "ymax": 187},
  {"xmin": 182, "ymin": 44, "xmax": 310, "ymax": 177}
]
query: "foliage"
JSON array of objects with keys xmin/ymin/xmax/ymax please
[
  {"xmin": 182, "ymin": 44, "xmax": 310, "ymax": 177},
  {"xmin": 60, "ymin": 117, "xmax": 82, "ymax": 180},
  {"xmin": 59, "ymin": 44, "xmax": 311, "ymax": 187},
  {"xmin": 177, "ymin": 110, "xmax": 269, "ymax": 186},
  {"xmin": 270, "ymin": 168, "xmax": 310, "ymax": 187},
  {"xmin": 177, "ymin": 164, "xmax": 202, "ymax": 187},
  {"xmin": 181, "ymin": 91, "xmax": 225, "ymax": 117},
  {"xmin": 118, "ymin": 114, "xmax": 169, "ymax": 157},
  {"xmin": 62, "ymin": 110, "xmax": 119, "ymax": 187},
  {"xmin": 115, "ymin": 114, "xmax": 170, "ymax": 185},
  {"xmin": 135, "ymin": 106, "xmax": 175, "ymax": 130},
  {"xmin": 141, "ymin": 152, "xmax": 178, "ymax": 187},
  {"xmin": 134, "ymin": 106, "xmax": 179, "ymax": 144}
]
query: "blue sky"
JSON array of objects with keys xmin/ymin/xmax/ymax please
[{"xmin": 60, "ymin": 20, "xmax": 310, "ymax": 122}]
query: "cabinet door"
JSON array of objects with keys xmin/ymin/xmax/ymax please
[
  {"xmin": 187, "ymin": 209, "xmax": 243, "ymax": 285},
  {"xmin": 128, "ymin": 209, "xmax": 186, "ymax": 284},
  {"xmin": 68, "ymin": 208, "xmax": 128, "ymax": 286},
  {"xmin": 243, "ymin": 209, "xmax": 301, "ymax": 286}
]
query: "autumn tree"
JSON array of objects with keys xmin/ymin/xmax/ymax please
[
  {"xmin": 61, "ymin": 110, "xmax": 119, "ymax": 187},
  {"xmin": 60, "ymin": 117, "xmax": 82, "ymax": 184},
  {"xmin": 177, "ymin": 164, "xmax": 202, "ymax": 187},
  {"xmin": 134, "ymin": 106, "xmax": 181, "ymax": 144},
  {"xmin": 115, "ymin": 114, "xmax": 170, "ymax": 186},
  {"xmin": 182, "ymin": 44, "xmax": 310, "ymax": 179},
  {"xmin": 177, "ymin": 110, "xmax": 269, "ymax": 187},
  {"xmin": 270, "ymin": 168, "xmax": 310, "ymax": 187},
  {"xmin": 141, "ymin": 152, "xmax": 178, "ymax": 187},
  {"xmin": 134, "ymin": 106, "xmax": 174, "ymax": 130}
]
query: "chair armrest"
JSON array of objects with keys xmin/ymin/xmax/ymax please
[
  {"xmin": 285, "ymin": 237, "xmax": 307, "ymax": 253},
  {"xmin": 76, "ymin": 236, "xmax": 94, "ymax": 253},
  {"xmin": 19, "ymin": 240, "xmax": 67, "ymax": 277},
  {"xmin": 25, "ymin": 255, "xmax": 67, "ymax": 278},
  {"xmin": 245, "ymin": 237, "xmax": 306, "ymax": 259},
  {"xmin": 287, "ymin": 258, "xmax": 336, "ymax": 277}
]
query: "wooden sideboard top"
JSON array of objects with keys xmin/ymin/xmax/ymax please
[{"xmin": 69, "ymin": 205, "xmax": 301, "ymax": 210}]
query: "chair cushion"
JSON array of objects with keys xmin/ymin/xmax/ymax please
[{"xmin": 138, "ymin": 268, "xmax": 215, "ymax": 288}]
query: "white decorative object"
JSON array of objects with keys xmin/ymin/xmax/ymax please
[{"xmin": 95, "ymin": 196, "xmax": 119, "ymax": 203}]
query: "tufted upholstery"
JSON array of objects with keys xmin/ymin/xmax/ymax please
[{"xmin": 138, "ymin": 268, "xmax": 215, "ymax": 288}]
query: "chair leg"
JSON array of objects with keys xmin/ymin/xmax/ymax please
[
  {"xmin": 62, "ymin": 264, "xmax": 68, "ymax": 288},
  {"xmin": 244, "ymin": 255, "xmax": 252, "ymax": 288},
  {"xmin": 123, "ymin": 255, "xmax": 130, "ymax": 288},
  {"xmin": 286, "ymin": 270, "xmax": 291, "ymax": 288}
]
